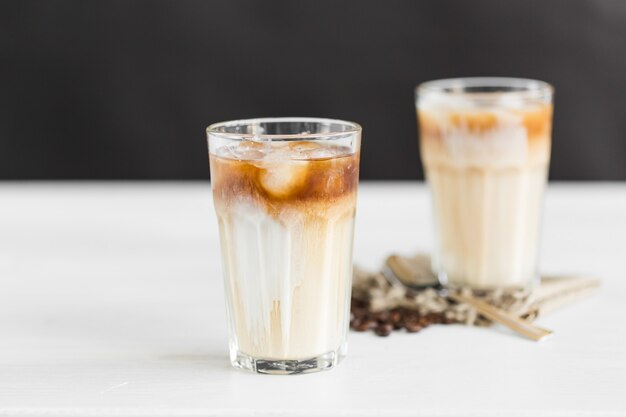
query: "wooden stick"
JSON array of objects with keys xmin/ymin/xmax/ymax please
[{"xmin": 448, "ymin": 293, "xmax": 553, "ymax": 342}]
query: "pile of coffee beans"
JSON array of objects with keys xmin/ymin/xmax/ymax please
[{"xmin": 350, "ymin": 297, "xmax": 455, "ymax": 337}]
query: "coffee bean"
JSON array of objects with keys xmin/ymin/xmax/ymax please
[
  {"xmin": 374, "ymin": 323, "xmax": 393, "ymax": 337},
  {"xmin": 354, "ymin": 319, "xmax": 373, "ymax": 332},
  {"xmin": 351, "ymin": 298, "xmax": 369, "ymax": 310},
  {"xmin": 426, "ymin": 313, "xmax": 444, "ymax": 324},
  {"xmin": 350, "ymin": 295, "xmax": 455, "ymax": 336},
  {"xmin": 405, "ymin": 322, "xmax": 423, "ymax": 333},
  {"xmin": 404, "ymin": 309, "xmax": 419, "ymax": 321},
  {"xmin": 371, "ymin": 311, "xmax": 389, "ymax": 322},
  {"xmin": 389, "ymin": 310, "xmax": 402, "ymax": 328}
]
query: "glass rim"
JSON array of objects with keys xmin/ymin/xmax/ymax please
[
  {"xmin": 416, "ymin": 77, "xmax": 554, "ymax": 100},
  {"xmin": 206, "ymin": 117, "xmax": 362, "ymax": 141}
]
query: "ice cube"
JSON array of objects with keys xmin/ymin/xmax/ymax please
[
  {"xmin": 303, "ymin": 147, "xmax": 337, "ymax": 160},
  {"xmin": 215, "ymin": 145, "xmax": 237, "ymax": 159},
  {"xmin": 288, "ymin": 141, "xmax": 320, "ymax": 151},
  {"xmin": 283, "ymin": 141, "xmax": 321, "ymax": 160},
  {"xmin": 230, "ymin": 141, "xmax": 267, "ymax": 160},
  {"xmin": 258, "ymin": 160, "xmax": 309, "ymax": 198},
  {"xmin": 284, "ymin": 141, "xmax": 349, "ymax": 160}
]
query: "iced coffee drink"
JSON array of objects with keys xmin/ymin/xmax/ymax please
[
  {"xmin": 207, "ymin": 118, "xmax": 361, "ymax": 374},
  {"xmin": 416, "ymin": 78, "xmax": 553, "ymax": 290}
]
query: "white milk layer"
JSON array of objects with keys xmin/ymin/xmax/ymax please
[
  {"xmin": 427, "ymin": 163, "xmax": 548, "ymax": 289},
  {"xmin": 216, "ymin": 202, "xmax": 355, "ymax": 360}
]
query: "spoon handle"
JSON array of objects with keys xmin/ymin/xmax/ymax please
[{"xmin": 448, "ymin": 293, "xmax": 553, "ymax": 341}]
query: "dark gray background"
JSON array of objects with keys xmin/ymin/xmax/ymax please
[{"xmin": 1, "ymin": 0, "xmax": 625, "ymax": 180}]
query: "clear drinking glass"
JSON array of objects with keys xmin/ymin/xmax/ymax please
[
  {"xmin": 416, "ymin": 78, "xmax": 554, "ymax": 291},
  {"xmin": 207, "ymin": 117, "xmax": 361, "ymax": 374}
]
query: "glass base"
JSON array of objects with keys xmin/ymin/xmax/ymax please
[
  {"xmin": 437, "ymin": 271, "xmax": 539, "ymax": 294},
  {"xmin": 231, "ymin": 345, "xmax": 346, "ymax": 375}
]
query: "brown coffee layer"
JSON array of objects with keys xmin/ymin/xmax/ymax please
[
  {"xmin": 418, "ymin": 104, "xmax": 553, "ymax": 144},
  {"xmin": 210, "ymin": 143, "xmax": 359, "ymax": 216}
]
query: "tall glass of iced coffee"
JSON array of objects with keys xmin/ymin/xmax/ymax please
[
  {"xmin": 416, "ymin": 78, "xmax": 553, "ymax": 291},
  {"xmin": 207, "ymin": 118, "xmax": 361, "ymax": 374}
]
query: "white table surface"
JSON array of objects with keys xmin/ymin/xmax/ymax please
[{"xmin": 1, "ymin": 182, "xmax": 625, "ymax": 417}]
